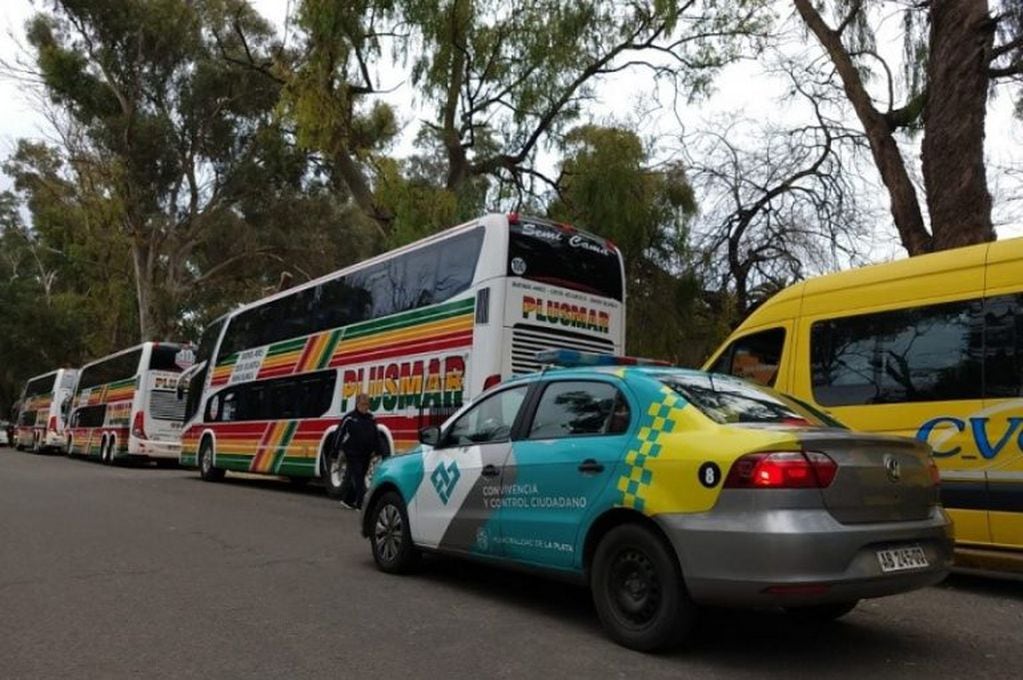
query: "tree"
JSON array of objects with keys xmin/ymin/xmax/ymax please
[
  {"xmin": 280, "ymin": 0, "xmax": 775, "ymax": 242},
  {"xmin": 0, "ymin": 190, "xmax": 91, "ymax": 413},
  {"xmin": 792, "ymin": 0, "xmax": 1022, "ymax": 255},
  {"xmin": 20, "ymin": 0, "xmax": 344, "ymax": 338},
  {"xmin": 547, "ymin": 124, "xmax": 716, "ymax": 363},
  {"xmin": 686, "ymin": 72, "xmax": 876, "ymax": 315}
]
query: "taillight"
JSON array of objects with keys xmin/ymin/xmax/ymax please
[
  {"xmin": 724, "ymin": 451, "xmax": 837, "ymax": 489},
  {"xmin": 48, "ymin": 416, "xmax": 58, "ymax": 433},
  {"xmin": 483, "ymin": 374, "xmax": 502, "ymax": 390},
  {"xmin": 132, "ymin": 411, "xmax": 148, "ymax": 440},
  {"xmin": 927, "ymin": 458, "xmax": 941, "ymax": 486}
]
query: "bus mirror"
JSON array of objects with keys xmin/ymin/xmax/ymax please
[{"xmin": 419, "ymin": 426, "xmax": 441, "ymax": 447}]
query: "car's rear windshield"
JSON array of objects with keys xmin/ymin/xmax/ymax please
[{"xmin": 660, "ymin": 372, "xmax": 830, "ymax": 426}]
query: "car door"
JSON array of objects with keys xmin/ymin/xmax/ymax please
[
  {"xmin": 410, "ymin": 384, "xmax": 530, "ymax": 557},
  {"xmin": 498, "ymin": 379, "xmax": 632, "ymax": 569}
]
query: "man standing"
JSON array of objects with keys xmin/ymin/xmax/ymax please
[{"xmin": 336, "ymin": 392, "xmax": 377, "ymax": 510}]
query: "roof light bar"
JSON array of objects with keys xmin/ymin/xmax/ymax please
[{"xmin": 534, "ymin": 349, "xmax": 672, "ymax": 368}]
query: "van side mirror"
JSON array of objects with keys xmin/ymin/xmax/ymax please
[{"xmin": 419, "ymin": 426, "xmax": 441, "ymax": 447}]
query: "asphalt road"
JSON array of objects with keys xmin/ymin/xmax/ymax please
[{"xmin": 1, "ymin": 449, "xmax": 1021, "ymax": 680}]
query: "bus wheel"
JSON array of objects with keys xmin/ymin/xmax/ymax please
[
  {"xmin": 102, "ymin": 437, "xmax": 116, "ymax": 465},
  {"xmin": 31, "ymin": 432, "xmax": 41, "ymax": 454},
  {"xmin": 99, "ymin": 436, "xmax": 109, "ymax": 463},
  {"xmin": 322, "ymin": 449, "xmax": 345, "ymax": 499},
  {"xmin": 199, "ymin": 439, "xmax": 225, "ymax": 482}
]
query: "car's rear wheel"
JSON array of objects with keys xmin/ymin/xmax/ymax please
[
  {"xmin": 591, "ymin": 523, "xmax": 696, "ymax": 652},
  {"xmin": 369, "ymin": 491, "xmax": 419, "ymax": 574},
  {"xmin": 198, "ymin": 439, "xmax": 225, "ymax": 482},
  {"xmin": 784, "ymin": 600, "xmax": 859, "ymax": 622}
]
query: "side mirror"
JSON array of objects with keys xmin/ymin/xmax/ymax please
[{"xmin": 418, "ymin": 426, "xmax": 441, "ymax": 447}]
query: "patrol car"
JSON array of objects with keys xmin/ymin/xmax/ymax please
[{"xmin": 360, "ymin": 351, "xmax": 953, "ymax": 651}]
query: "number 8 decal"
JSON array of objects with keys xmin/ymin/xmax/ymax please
[{"xmin": 698, "ymin": 462, "xmax": 721, "ymax": 489}]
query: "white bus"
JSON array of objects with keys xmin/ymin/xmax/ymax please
[
  {"xmin": 178, "ymin": 213, "xmax": 626, "ymax": 495},
  {"xmin": 14, "ymin": 368, "xmax": 79, "ymax": 453},
  {"xmin": 67, "ymin": 342, "xmax": 194, "ymax": 464}
]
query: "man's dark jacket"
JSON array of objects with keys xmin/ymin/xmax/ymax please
[{"xmin": 336, "ymin": 410, "xmax": 377, "ymax": 461}]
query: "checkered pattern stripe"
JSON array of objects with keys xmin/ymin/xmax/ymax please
[{"xmin": 616, "ymin": 390, "xmax": 687, "ymax": 511}]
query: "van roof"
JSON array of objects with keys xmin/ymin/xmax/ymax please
[{"xmin": 739, "ymin": 235, "xmax": 1023, "ymax": 328}]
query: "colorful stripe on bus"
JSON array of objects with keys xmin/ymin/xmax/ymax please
[
  {"xmin": 181, "ymin": 414, "xmax": 424, "ymax": 472},
  {"xmin": 210, "ymin": 298, "xmax": 474, "ymax": 388},
  {"xmin": 185, "ymin": 298, "xmax": 476, "ymax": 472}
]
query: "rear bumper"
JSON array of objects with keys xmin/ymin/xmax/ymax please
[
  {"xmin": 129, "ymin": 438, "xmax": 182, "ymax": 460},
  {"xmin": 657, "ymin": 501, "xmax": 953, "ymax": 607}
]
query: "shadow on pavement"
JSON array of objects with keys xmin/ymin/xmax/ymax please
[
  {"xmin": 178, "ymin": 470, "xmax": 330, "ymax": 498},
  {"xmin": 937, "ymin": 571, "xmax": 1023, "ymax": 598},
  {"xmin": 405, "ymin": 554, "xmax": 968, "ymax": 672}
]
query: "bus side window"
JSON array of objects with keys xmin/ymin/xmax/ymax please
[{"xmin": 714, "ymin": 328, "xmax": 786, "ymax": 387}]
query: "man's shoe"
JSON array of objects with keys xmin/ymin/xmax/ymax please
[{"xmin": 339, "ymin": 500, "xmax": 355, "ymax": 510}]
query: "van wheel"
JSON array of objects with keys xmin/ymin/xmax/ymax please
[
  {"xmin": 198, "ymin": 439, "xmax": 224, "ymax": 482},
  {"xmin": 784, "ymin": 601, "xmax": 859, "ymax": 622},
  {"xmin": 369, "ymin": 491, "xmax": 419, "ymax": 574},
  {"xmin": 591, "ymin": 524, "xmax": 696, "ymax": 652}
]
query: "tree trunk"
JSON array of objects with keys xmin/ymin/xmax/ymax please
[
  {"xmin": 131, "ymin": 241, "xmax": 157, "ymax": 341},
  {"xmin": 331, "ymin": 147, "xmax": 392, "ymax": 237},
  {"xmin": 922, "ymin": 0, "xmax": 997, "ymax": 251},
  {"xmin": 794, "ymin": 0, "xmax": 933, "ymax": 255}
]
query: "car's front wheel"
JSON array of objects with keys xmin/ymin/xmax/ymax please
[
  {"xmin": 591, "ymin": 523, "xmax": 696, "ymax": 652},
  {"xmin": 369, "ymin": 491, "xmax": 419, "ymax": 574}
]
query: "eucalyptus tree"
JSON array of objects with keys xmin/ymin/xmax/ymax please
[
  {"xmin": 283, "ymin": 0, "xmax": 775, "ymax": 242},
  {"xmin": 17, "ymin": 0, "xmax": 356, "ymax": 339}
]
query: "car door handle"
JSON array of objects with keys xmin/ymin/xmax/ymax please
[
  {"xmin": 578, "ymin": 459, "xmax": 604, "ymax": 474},
  {"xmin": 481, "ymin": 464, "xmax": 500, "ymax": 478}
]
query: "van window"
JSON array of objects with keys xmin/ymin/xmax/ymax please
[
  {"xmin": 710, "ymin": 328, "xmax": 785, "ymax": 387},
  {"xmin": 810, "ymin": 299, "xmax": 984, "ymax": 406},
  {"xmin": 983, "ymin": 294, "xmax": 1023, "ymax": 397}
]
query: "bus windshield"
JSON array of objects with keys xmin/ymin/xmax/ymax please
[
  {"xmin": 24, "ymin": 373, "xmax": 57, "ymax": 398},
  {"xmin": 149, "ymin": 344, "xmax": 188, "ymax": 373},
  {"xmin": 507, "ymin": 219, "xmax": 623, "ymax": 301}
]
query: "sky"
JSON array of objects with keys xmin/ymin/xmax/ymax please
[{"xmin": 1, "ymin": 0, "xmax": 1020, "ymax": 258}]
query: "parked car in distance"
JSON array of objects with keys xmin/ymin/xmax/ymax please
[{"xmin": 361, "ymin": 351, "xmax": 953, "ymax": 651}]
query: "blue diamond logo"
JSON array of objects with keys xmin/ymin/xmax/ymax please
[{"xmin": 430, "ymin": 460, "xmax": 461, "ymax": 504}]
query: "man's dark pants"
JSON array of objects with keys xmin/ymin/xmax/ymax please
[{"xmin": 340, "ymin": 453, "xmax": 369, "ymax": 508}]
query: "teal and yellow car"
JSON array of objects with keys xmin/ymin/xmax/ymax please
[{"xmin": 360, "ymin": 351, "xmax": 953, "ymax": 651}]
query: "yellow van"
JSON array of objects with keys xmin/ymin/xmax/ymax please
[{"xmin": 705, "ymin": 237, "xmax": 1023, "ymax": 572}]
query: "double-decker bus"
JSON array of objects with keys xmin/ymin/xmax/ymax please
[
  {"xmin": 67, "ymin": 342, "xmax": 194, "ymax": 464},
  {"xmin": 14, "ymin": 368, "xmax": 79, "ymax": 453},
  {"xmin": 178, "ymin": 213, "xmax": 626, "ymax": 495}
]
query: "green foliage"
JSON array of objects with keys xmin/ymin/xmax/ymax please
[{"xmin": 548, "ymin": 124, "xmax": 722, "ymax": 365}]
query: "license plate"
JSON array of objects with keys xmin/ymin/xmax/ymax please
[{"xmin": 877, "ymin": 545, "xmax": 929, "ymax": 573}]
